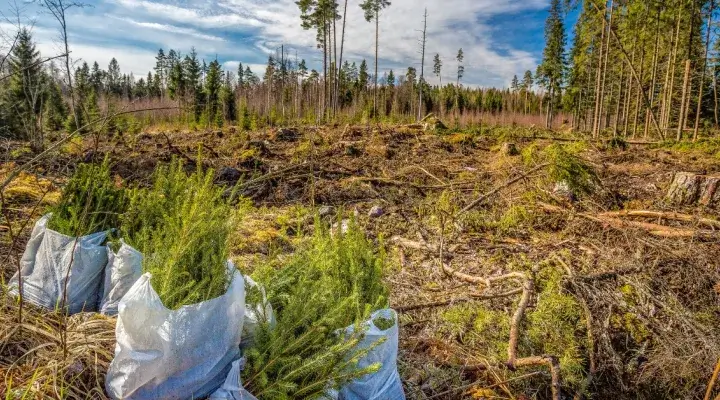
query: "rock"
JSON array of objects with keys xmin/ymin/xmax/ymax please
[
  {"xmin": 553, "ymin": 181, "xmax": 577, "ymax": 203},
  {"xmin": 331, "ymin": 219, "xmax": 350, "ymax": 235},
  {"xmin": 273, "ymin": 128, "xmax": 299, "ymax": 142},
  {"xmin": 666, "ymin": 172, "xmax": 719, "ymax": 207},
  {"xmin": 368, "ymin": 206, "xmax": 384, "ymax": 218},
  {"xmin": 216, "ymin": 167, "xmax": 242, "ymax": 183},
  {"xmin": 500, "ymin": 142, "xmax": 519, "ymax": 156}
]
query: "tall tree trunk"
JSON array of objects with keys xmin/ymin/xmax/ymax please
[
  {"xmin": 694, "ymin": 0, "xmax": 714, "ymax": 140},
  {"xmin": 592, "ymin": 2, "xmax": 608, "ymax": 138},
  {"xmin": 597, "ymin": 0, "xmax": 614, "ymax": 137},
  {"xmin": 614, "ymin": 62, "xmax": 625, "ymax": 137},
  {"xmin": 644, "ymin": 6, "xmax": 662, "ymax": 139},
  {"xmin": 338, "ymin": 0, "xmax": 348, "ymax": 118},
  {"xmin": 663, "ymin": 5, "xmax": 683, "ymax": 131},
  {"xmin": 678, "ymin": 0, "xmax": 696, "ymax": 140},
  {"xmin": 374, "ymin": 9, "xmax": 379, "ymax": 119}
]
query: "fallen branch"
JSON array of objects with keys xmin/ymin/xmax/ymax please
[
  {"xmin": 705, "ymin": 357, "xmax": 720, "ymax": 400},
  {"xmin": 598, "ymin": 210, "xmax": 720, "ymax": 230},
  {"xmin": 456, "ymin": 163, "xmax": 550, "ymax": 216},
  {"xmin": 539, "ymin": 202, "xmax": 719, "ymax": 239}
]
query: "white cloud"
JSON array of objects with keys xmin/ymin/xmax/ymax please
[
  {"xmin": 106, "ymin": 16, "xmax": 226, "ymax": 42},
  {"xmin": 115, "ymin": 0, "xmax": 266, "ymax": 29}
]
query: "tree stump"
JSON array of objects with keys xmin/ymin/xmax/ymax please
[{"xmin": 666, "ymin": 172, "xmax": 720, "ymax": 207}]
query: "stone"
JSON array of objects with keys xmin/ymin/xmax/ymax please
[
  {"xmin": 217, "ymin": 167, "xmax": 242, "ymax": 183},
  {"xmin": 319, "ymin": 205, "xmax": 334, "ymax": 217},
  {"xmin": 368, "ymin": 205, "xmax": 384, "ymax": 218}
]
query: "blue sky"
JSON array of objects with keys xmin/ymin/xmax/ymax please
[{"xmin": 0, "ymin": 0, "xmax": 567, "ymax": 87}]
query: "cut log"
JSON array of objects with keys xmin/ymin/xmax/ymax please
[{"xmin": 666, "ymin": 172, "xmax": 720, "ymax": 207}]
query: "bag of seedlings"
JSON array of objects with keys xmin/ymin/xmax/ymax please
[
  {"xmin": 209, "ymin": 358, "xmax": 258, "ymax": 400},
  {"xmin": 8, "ymin": 162, "xmax": 127, "ymax": 314},
  {"xmin": 105, "ymin": 262, "xmax": 246, "ymax": 400},
  {"xmin": 338, "ymin": 309, "xmax": 405, "ymax": 400},
  {"xmin": 99, "ymin": 240, "xmax": 142, "ymax": 316},
  {"xmin": 7, "ymin": 213, "xmax": 108, "ymax": 314}
]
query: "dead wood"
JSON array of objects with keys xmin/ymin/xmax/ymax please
[
  {"xmin": 598, "ymin": 210, "xmax": 720, "ymax": 229},
  {"xmin": 539, "ymin": 202, "xmax": 720, "ymax": 239}
]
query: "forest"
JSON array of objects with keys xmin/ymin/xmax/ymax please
[{"xmin": 1, "ymin": 0, "xmax": 720, "ymax": 399}]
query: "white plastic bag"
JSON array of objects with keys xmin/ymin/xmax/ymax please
[
  {"xmin": 8, "ymin": 214, "xmax": 108, "ymax": 314},
  {"xmin": 99, "ymin": 241, "xmax": 142, "ymax": 316},
  {"xmin": 241, "ymin": 276, "xmax": 274, "ymax": 349},
  {"xmin": 339, "ymin": 309, "xmax": 405, "ymax": 400},
  {"xmin": 105, "ymin": 262, "xmax": 246, "ymax": 400},
  {"xmin": 208, "ymin": 358, "xmax": 258, "ymax": 400}
]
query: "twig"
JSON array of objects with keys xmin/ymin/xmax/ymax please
[
  {"xmin": 704, "ymin": 357, "xmax": 720, "ymax": 400},
  {"xmin": 456, "ymin": 163, "xmax": 550, "ymax": 216},
  {"xmin": 0, "ymin": 53, "xmax": 69, "ymax": 82}
]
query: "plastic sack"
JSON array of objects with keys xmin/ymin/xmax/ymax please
[
  {"xmin": 99, "ymin": 241, "xmax": 142, "ymax": 316},
  {"xmin": 105, "ymin": 262, "xmax": 246, "ymax": 400},
  {"xmin": 208, "ymin": 358, "xmax": 258, "ymax": 400},
  {"xmin": 241, "ymin": 275, "xmax": 274, "ymax": 349},
  {"xmin": 8, "ymin": 214, "xmax": 108, "ymax": 314},
  {"xmin": 338, "ymin": 309, "xmax": 405, "ymax": 400}
]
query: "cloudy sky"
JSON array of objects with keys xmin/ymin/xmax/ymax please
[{"xmin": 1, "ymin": 0, "xmax": 563, "ymax": 87}]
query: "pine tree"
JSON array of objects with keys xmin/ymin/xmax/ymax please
[
  {"xmin": 237, "ymin": 62, "xmax": 245, "ymax": 88},
  {"xmin": 522, "ymin": 70, "xmax": 534, "ymax": 114},
  {"xmin": 456, "ymin": 48, "xmax": 464, "ymax": 115},
  {"xmin": 433, "ymin": 53, "xmax": 442, "ymax": 86},
  {"xmin": 360, "ymin": 0, "xmax": 391, "ymax": 118},
  {"xmin": 538, "ymin": 0, "xmax": 566, "ymax": 128}
]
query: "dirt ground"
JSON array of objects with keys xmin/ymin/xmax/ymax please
[{"xmin": 2, "ymin": 125, "xmax": 720, "ymax": 399}]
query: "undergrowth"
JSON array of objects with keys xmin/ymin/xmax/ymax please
[
  {"xmin": 522, "ymin": 142, "xmax": 598, "ymax": 196},
  {"xmin": 47, "ymin": 160, "xmax": 127, "ymax": 236},
  {"xmin": 243, "ymin": 218, "xmax": 389, "ymax": 399}
]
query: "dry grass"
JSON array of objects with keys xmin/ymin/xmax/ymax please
[{"xmin": 0, "ymin": 295, "xmax": 115, "ymax": 399}]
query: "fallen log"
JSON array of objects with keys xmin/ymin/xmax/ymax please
[
  {"xmin": 539, "ymin": 202, "xmax": 719, "ymax": 239},
  {"xmin": 598, "ymin": 210, "xmax": 720, "ymax": 229}
]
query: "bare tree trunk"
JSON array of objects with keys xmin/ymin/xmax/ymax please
[
  {"xmin": 418, "ymin": 9, "xmax": 427, "ymax": 121},
  {"xmin": 663, "ymin": 6, "xmax": 683, "ymax": 131},
  {"xmin": 678, "ymin": 0, "xmax": 696, "ymax": 141},
  {"xmin": 694, "ymin": 0, "xmax": 714, "ymax": 140},
  {"xmin": 373, "ymin": 10, "xmax": 379, "ymax": 119},
  {"xmin": 597, "ymin": 0, "xmax": 614, "ymax": 137},
  {"xmin": 644, "ymin": 6, "xmax": 662, "ymax": 139},
  {"xmin": 614, "ymin": 62, "xmax": 624, "ymax": 137},
  {"xmin": 338, "ymin": 0, "xmax": 348, "ymax": 117},
  {"xmin": 592, "ymin": 2, "xmax": 608, "ymax": 138}
]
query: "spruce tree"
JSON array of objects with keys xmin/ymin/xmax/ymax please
[
  {"xmin": 4, "ymin": 28, "xmax": 46, "ymax": 146},
  {"xmin": 44, "ymin": 81, "xmax": 68, "ymax": 131},
  {"xmin": 511, "ymin": 75, "xmax": 520, "ymax": 92},
  {"xmin": 538, "ymin": 0, "xmax": 566, "ymax": 128},
  {"xmin": 204, "ymin": 60, "xmax": 223, "ymax": 126},
  {"xmin": 360, "ymin": 0, "xmax": 391, "ymax": 118},
  {"xmin": 107, "ymin": 58, "xmax": 122, "ymax": 96}
]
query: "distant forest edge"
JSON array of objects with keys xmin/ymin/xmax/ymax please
[{"xmin": 1, "ymin": 0, "xmax": 719, "ymax": 148}]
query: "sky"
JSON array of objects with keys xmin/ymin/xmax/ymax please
[{"xmin": 0, "ymin": 0, "xmax": 562, "ymax": 88}]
